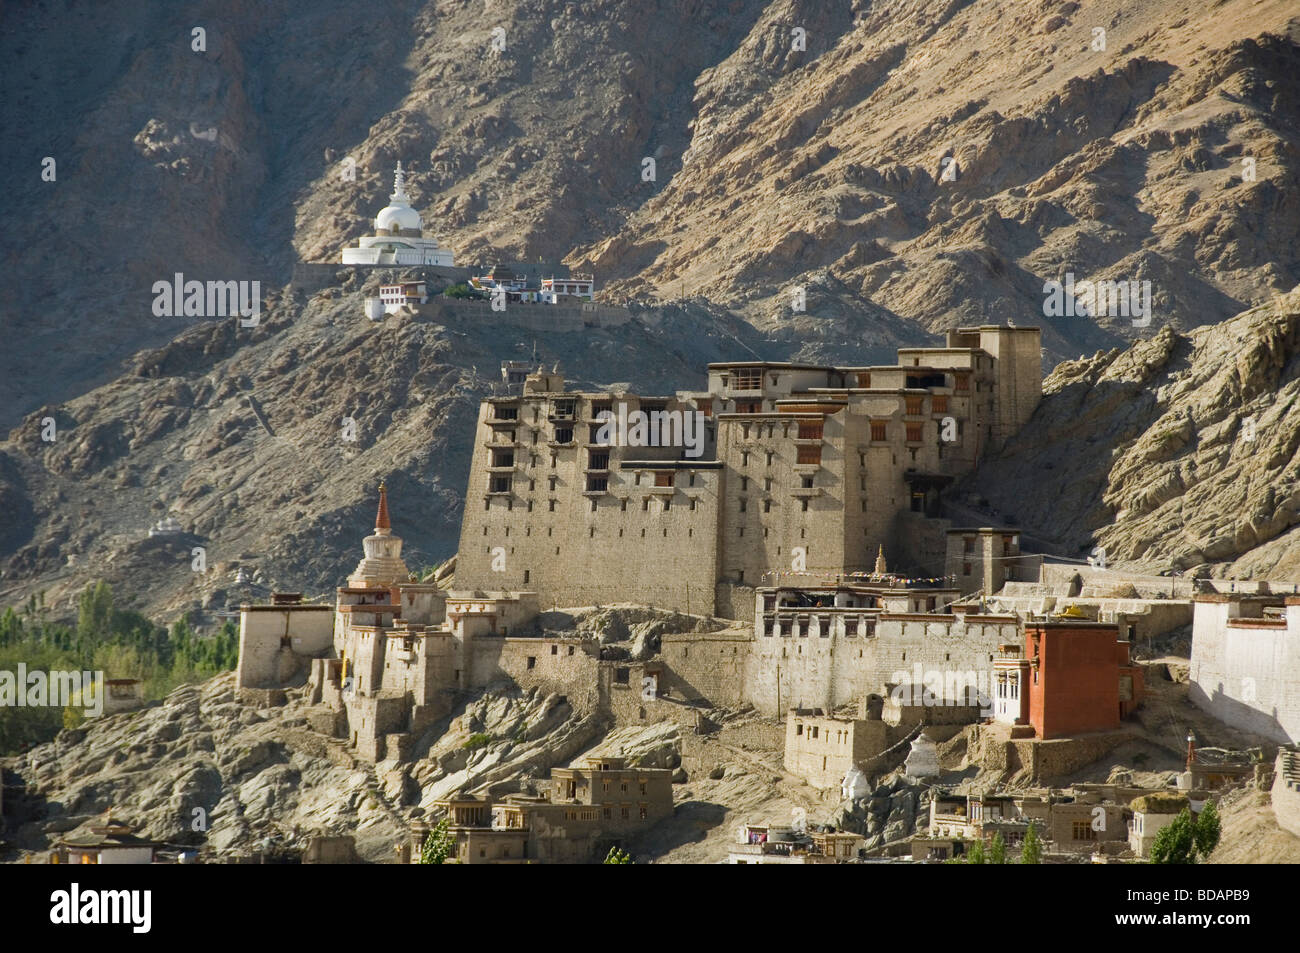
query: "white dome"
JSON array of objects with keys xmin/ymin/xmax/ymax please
[
  {"xmin": 376, "ymin": 203, "xmax": 422, "ymax": 233},
  {"xmin": 373, "ymin": 161, "xmax": 421, "ymax": 233}
]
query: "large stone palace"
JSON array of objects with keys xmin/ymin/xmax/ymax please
[{"xmin": 454, "ymin": 325, "xmax": 1041, "ymax": 618}]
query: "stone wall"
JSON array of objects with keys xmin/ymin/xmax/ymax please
[
  {"xmin": 1189, "ymin": 600, "xmax": 1300, "ymax": 744},
  {"xmin": 467, "ymin": 636, "xmax": 603, "ymax": 712},
  {"xmin": 745, "ymin": 612, "xmax": 1020, "ymax": 719},
  {"xmin": 236, "ymin": 605, "xmax": 334, "ymax": 689},
  {"xmin": 419, "ymin": 297, "xmax": 632, "ymax": 331},
  {"xmin": 659, "ymin": 629, "xmax": 751, "ymax": 709},
  {"xmin": 1272, "ymin": 747, "xmax": 1300, "ymax": 838}
]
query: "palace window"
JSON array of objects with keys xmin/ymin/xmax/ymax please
[
  {"xmin": 797, "ymin": 446, "xmax": 821, "ymax": 465},
  {"xmin": 554, "ymin": 427, "xmax": 573, "ymax": 443},
  {"xmin": 588, "ymin": 450, "xmax": 609, "ymax": 470},
  {"xmin": 732, "ymin": 368, "xmax": 762, "ymax": 390},
  {"xmin": 932, "ymin": 395, "xmax": 948, "ymax": 413},
  {"xmin": 905, "ymin": 423, "xmax": 923, "ymax": 442},
  {"xmin": 655, "ymin": 471, "xmax": 673, "ymax": 487},
  {"xmin": 905, "ymin": 396, "xmax": 924, "ymax": 415},
  {"xmin": 797, "ymin": 421, "xmax": 823, "ymax": 440},
  {"xmin": 870, "ymin": 421, "xmax": 887, "ymax": 441}
]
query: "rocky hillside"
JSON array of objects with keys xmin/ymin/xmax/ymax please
[
  {"xmin": 0, "ymin": 275, "xmax": 836, "ymax": 624},
  {"xmin": 4, "ymin": 0, "xmax": 1299, "ymax": 430},
  {"xmin": 956, "ymin": 288, "xmax": 1300, "ymax": 579}
]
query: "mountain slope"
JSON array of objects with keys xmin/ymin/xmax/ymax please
[
  {"xmin": 3, "ymin": 0, "xmax": 1299, "ymax": 429},
  {"xmin": 958, "ymin": 288, "xmax": 1300, "ymax": 579}
]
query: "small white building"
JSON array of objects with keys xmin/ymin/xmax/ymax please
[
  {"xmin": 1127, "ymin": 793, "xmax": 1191, "ymax": 858},
  {"xmin": 342, "ymin": 163, "xmax": 455, "ymax": 267},
  {"xmin": 366, "ymin": 281, "xmax": 428, "ymax": 319},
  {"xmin": 57, "ymin": 817, "xmax": 157, "ymax": 865},
  {"xmin": 148, "ymin": 516, "xmax": 182, "ymax": 537},
  {"xmin": 540, "ymin": 274, "xmax": 594, "ymax": 303}
]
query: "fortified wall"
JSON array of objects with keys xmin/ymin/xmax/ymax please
[{"xmin": 1189, "ymin": 594, "xmax": 1300, "ymax": 745}]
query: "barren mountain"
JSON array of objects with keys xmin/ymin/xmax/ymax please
[
  {"xmin": 956, "ymin": 287, "xmax": 1300, "ymax": 579},
  {"xmin": 4, "ymin": 0, "xmax": 1299, "ymax": 430}
]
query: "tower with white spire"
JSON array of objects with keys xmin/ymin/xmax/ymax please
[{"xmin": 347, "ymin": 481, "xmax": 411, "ymax": 588}]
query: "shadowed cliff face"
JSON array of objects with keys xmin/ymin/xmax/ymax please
[{"xmin": 1, "ymin": 0, "xmax": 1298, "ymax": 620}]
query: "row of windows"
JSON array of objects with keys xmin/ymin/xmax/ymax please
[{"xmin": 794, "ymin": 723, "xmax": 853, "ymax": 743}]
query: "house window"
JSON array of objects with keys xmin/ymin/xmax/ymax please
[
  {"xmin": 735, "ymin": 400, "xmax": 761, "ymax": 414},
  {"xmin": 797, "ymin": 421, "xmax": 823, "ymax": 440},
  {"xmin": 797, "ymin": 446, "xmax": 821, "ymax": 465},
  {"xmin": 905, "ymin": 396, "xmax": 923, "ymax": 415},
  {"xmin": 697, "ymin": 399, "xmax": 712, "ymax": 417},
  {"xmin": 527, "ymin": 657, "xmax": 536, "ymax": 669},
  {"xmin": 554, "ymin": 427, "xmax": 573, "ymax": 443},
  {"xmin": 870, "ymin": 421, "xmax": 887, "ymax": 441},
  {"xmin": 856, "ymin": 372, "xmax": 871, "ymax": 387},
  {"xmin": 655, "ymin": 471, "xmax": 673, "ymax": 487},
  {"xmin": 615, "ymin": 667, "xmax": 630, "ymax": 684},
  {"xmin": 492, "ymin": 450, "xmax": 514, "ymax": 467},
  {"xmin": 955, "ymin": 373, "xmax": 970, "ymax": 393},
  {"xmin": 732, "ymin": 368, "xmax": 762, "ymax": 390},
  {"xmin": 932, "ymin": 395, "xmax": 948, "ymax": 413},
  {"xmin": 490, "ymin": 476, "xmax": 512, "ymax": 493},
  {"xmin": 589, "ymin": 451, "xmax": 609, "ymax": 470},
  {"xmin": 905, "ymin": 423, "xmax": 922, "ymax": 442},
  {"xmin": 586, "ymin": 475, "xmax": 608, "ymax": 492}
]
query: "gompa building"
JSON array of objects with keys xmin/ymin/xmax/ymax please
[{"xmin": 453, "ymin": 326, "xmax": 1041, "ymax": 618}]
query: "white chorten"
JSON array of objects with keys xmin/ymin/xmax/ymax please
[
  {"xmin": 347, "ymin": 481, "xmax": 410, "ymax": 588},
  {"xmin": 341, "ymin": 163, "xmax": 455, "ymax": 267}
]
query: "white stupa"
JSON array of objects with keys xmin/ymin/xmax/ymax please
[
  {"xmin": 903, "ymin": 734, "xmax": 940, "ymax": 779},
  {"xmin": 341, "ymin": 162, "xmax": 455, "ymax": 267},
  {"xmin": 347, "ymin": 481, "xmax": 410, "ymax": 588}
]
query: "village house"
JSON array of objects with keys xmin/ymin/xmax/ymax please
[
  {"xmin": 991, "ymin": 609, "xmax": 1145, "ymax": 739},
  {"xmin": 54, "ymin": 815, "xmax": 158, "ymax": 865},
  {"xmin": 727, "ymin": 824, "xmax": 863, "ymax": 864},
  {"xmin": 421, "ymin": 756, "xmax": 674, "ymax": 864},
  {"xmin": 1127, "ymin": 793, "xmax": 1192, "ymax": 858}
]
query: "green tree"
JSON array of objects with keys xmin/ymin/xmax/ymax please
[
  {"xmin": 989, "ymin": 832, "xmax": 1007, "ymax": 865},
  {"xmin": 419, "ymin": 818, "xmax": 455, "ymax": 865},
  {"xmin": 1019, "ymin": 821, "xmax": 1043, "ymax": 864},
  {"xmin": 1194, "ymin": 801, "xmax": 1221, "ymax": 858},
  {"xmin": 1150, "ymin": 808, "xmax": 1197, "ymax": 864},
  {"xmin": 603, "ymin": 846, "xmax": 632, "ymax": 864}
]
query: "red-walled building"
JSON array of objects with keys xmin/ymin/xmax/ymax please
[{"xmin": 1010, "ymin": 613, "xmax": 1144, "ymax": 739}]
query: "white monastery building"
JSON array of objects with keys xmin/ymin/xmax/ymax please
[{"xmin": 341, "ymin": 162, "xmax": 456, "ymax": 267}]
